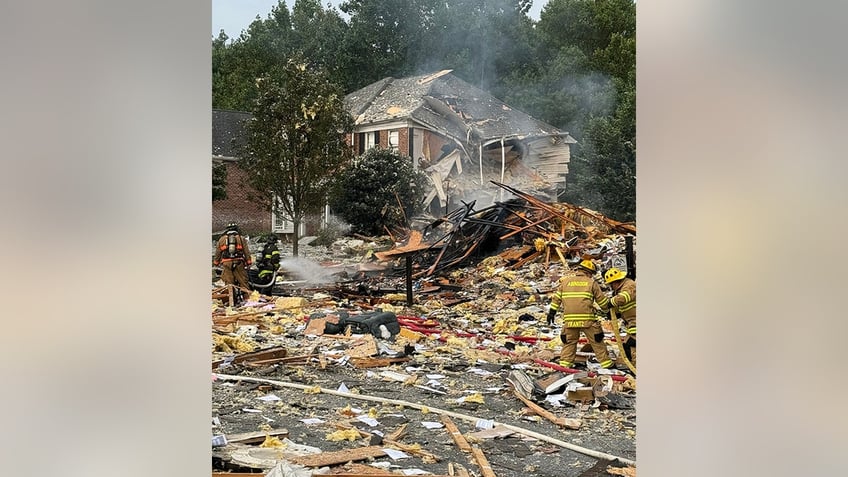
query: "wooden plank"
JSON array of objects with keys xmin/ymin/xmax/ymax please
[
  {"xmin": 350, "ymin": 356, "xmax": 410, "ymax": 368},
  {"xmin": 441, "ymin": 416, "xmax": 472, "ymax": 453},
  {"xmin": 289, "ymin": 446, "xmax": 386, "ymax": 467},
  {"xmin": 242, "ymin": 354, "xmax": 319, "ymax": 368},
  {"xmin": 469, "ymin": 446, "xmax": 497, "ymax": 477},
  {"xmin": 225, "ymin": 428, "xmax": 288, "ymax": 444},
  {"xmin": 347, "ymin": 336, "xmax": 378, "ymax": 358},
  {"xmin": 212, "ymin": 309, "xmax": 276, "ymax": 322},
  {"xmin": 513, "ymin": 390, "xmax": 567, "ymax": 427},
  {"xmin": 304, "ymin": 317, "xmax": 327, "ymax": 335}
]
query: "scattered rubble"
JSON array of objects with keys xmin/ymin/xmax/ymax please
[{"xmin": 213, "ymin": 187, "xmax": 636, "ymax": 476}]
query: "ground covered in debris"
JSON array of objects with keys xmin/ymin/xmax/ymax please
[{"xmin": 212, "ymin": 232, "xmax": 636, "ymax": 477}]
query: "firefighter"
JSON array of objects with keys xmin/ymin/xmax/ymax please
[
  {"xmin": 213, "ymin": 223, "xmax": 252, "ymax": 290},
  {"xmin": 545, "ymin": 259, "xmax": 614, "ymax": 369},
  {"xmin": 255, "ymin": 234, "xmax": 281, "ymax": 290},
  {"xmin": 604, "ymin": 267, "xmax": 636, "ymax": 363}
]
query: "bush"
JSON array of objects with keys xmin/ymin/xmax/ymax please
[{"xmin": 329, "ymin": 148, "xmax": 429, "ymax": 235}]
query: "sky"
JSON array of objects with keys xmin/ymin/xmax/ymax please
[{"xmin": 212, "ymin": 0, "xmax": 550, "ymax": 39}]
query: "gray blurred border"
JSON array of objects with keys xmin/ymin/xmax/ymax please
[
  {"xmin": 639, "ymin": 0, "xmax": 847, "ymax": 476},
  {"xmin": 2, "ymin": 0, "xmax": 847, "ymax": 475},
  {"xmin": 0, "ymin": 1, "xmax": 211, "ymax": 475}
]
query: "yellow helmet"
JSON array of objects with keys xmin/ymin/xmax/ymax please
[
  {"xmin": 604, "ymin": 267, "xmax": 627, "ymax": 284},
  {"xmin": 578, "ymin": 259, "xmax": 597, "ymax": 272}
]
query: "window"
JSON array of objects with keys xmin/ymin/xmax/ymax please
[
  {"xmin": 365, "ymin": 131, "xmax": 377, "ymax": 150},
  {"xmin": 388, "ymin": 130, "xmax": 399, "ymax": 152}
]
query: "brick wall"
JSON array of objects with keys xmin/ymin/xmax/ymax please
[
  {"xmin": 398, "ymin": 128, "xmax": 410, "ymax": 158},
  {"xmin": 212, "ymin": 161, "xmax": 270, "ymax": 234}
]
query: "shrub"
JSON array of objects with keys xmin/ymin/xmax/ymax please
[{"xmin": 329, "ymin": 148, "xmax": 429, "ymax": 235}]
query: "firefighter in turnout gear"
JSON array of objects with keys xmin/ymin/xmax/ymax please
[
  {"xmin": 605, "ymin": 267, "xmax": 636, "ymax": 363},
  {"xmin": 254, "ymin": 234, "xmax": 281, "ymax": 290},
  {"xmin": 545, "ymin": 259, "xmax": 614, "ymax": 369},
  {"xmin": 213, "ymin": 223, "xmax": 252, "ymax": 290}
]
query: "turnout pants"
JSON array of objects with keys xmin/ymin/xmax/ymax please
[
  {"xmin": 559, "ymin": 321, "xmax": 613, "ymax": 368},
  {"xmin": 221, "ymin": 260, "xmax": 251, "ymax": 290}
]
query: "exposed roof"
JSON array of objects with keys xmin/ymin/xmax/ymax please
[
  {"xmin": 344, "ymin": 70, "xmax": 574, "ymax": 144},
  {"xmin": 212, "ymin": 109, "xmax": 251, "ymax": 158}
]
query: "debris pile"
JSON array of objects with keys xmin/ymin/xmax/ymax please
[
  {"xmin": 377, "ymin": 182, "xmax": 635, "ymax": 278},
  {"xmin": 212, "ymin": 186, "xmax": 636, "ymax": 476}
]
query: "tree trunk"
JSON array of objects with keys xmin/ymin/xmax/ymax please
[{"xmin": 292, "ymin": 218, "xmax": 300, "ymax": 257}]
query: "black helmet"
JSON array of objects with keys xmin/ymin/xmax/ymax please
[
  {"xmin": 267, "ymin": 234, "xmax": 278, "ymax": 243},
  {"xmin": 226, "ymin": 222, "xmax": 239, "ymax": 232}
]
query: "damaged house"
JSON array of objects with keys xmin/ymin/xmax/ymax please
[
  {"xmin": 212, "ymin": 70, "xmax": 576, "ymax": 234},
  {"xmin": 212, "ymin": 109, "xmax": 314, "ymax": 236},
  {"xmin": 344, "ymin": 70, "xmax": 576, "ymax": 214}
]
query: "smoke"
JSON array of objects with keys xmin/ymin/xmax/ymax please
[{"xmin": 278, "ymin": 256, "xmax": 338, "ymax": 284}]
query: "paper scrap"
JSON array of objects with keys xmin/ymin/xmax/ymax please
[
  {"xmin": 382, "ymin": 448, "xmax": 411, "ymax": 460},
  {"xmin": 337, "ymin": 383, "xmax": 350, "ymax": 393},
  {"xmin": 467, "ymin": 367, "xmax": 495, "ymax": 377},
  {"xmin": 544, "ymin": 394, "xmax": 568, "ymax": 407},
  {"xmin": 257, "ymin": 394, "xmax": 281, "ymax": 402},
  {"xmin": 401, "ymin": 469, "xmax": 432, "ymax": 475},
  {"xmin": 421, "ymin": 421, "xmax": 444, "ymax": 429},
  {"xmin": 356, "ymin": 415, "xmax": 380, "ymax": 427},
  {"xmin": 380, "ymin": 370, "xmax": 413, "ymax": 382},
  {"xmin": 241, "ymin": 408, "xmax": 263, "ymax": 413},
  {"xmin": 300, "ymin": 418, "xmax": 325, "ymax": 425},
  {"xmin": 426, "ymin": 374, "xmax": 446, "ymax": 380},
  {"xmin": 475, "ymin": 419, "xmax": 495, "ymax": 430}
]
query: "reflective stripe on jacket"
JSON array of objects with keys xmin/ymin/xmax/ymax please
[
  {"xmin": 610, "ymin": 277, "xmax": 636, "ymax": 334},
  {"xmin": 549, "ymin": 270, "xmax": 609, "ymax": 328}
]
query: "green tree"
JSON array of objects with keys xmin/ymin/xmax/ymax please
[
  {"xmin": 339, "ymin": 0, "xmax": 437, "ymax": 90},
  {"xmin": 534, "ymin": 0, "xmax": 635, "ymax": 221},
  {"xmin": 239, "ymin": 58, "xmax": 354, "ymax": 256},
  {"xmin": 212, "ymin": 2, "xmax": 295, "ymax": 110},
  {"xmin": 329, "ymin": 148, "xmax": 429, "ymax": 235}
]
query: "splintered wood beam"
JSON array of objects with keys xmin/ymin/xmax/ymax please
[
  {"xmin": 242, "ymin": 354, "xmax": 319, "ymax": 367},
  {"xmin": 469, "ymin": 446, "xmax": 497, "ymax": 477},
  {"xmin": 288, "ymin": 446, "xmax": 387, "ymax": 467},
  {"xmin": 554, "ymin": 246, "xmax": 569, "ymax": 267},
  {"xmin": 499, "ymin": 215, "xmax": 555, "ymax": 240},
  {"xmin": 512, "ymin": 390, "xmax": 567, "ymax": 427},
  {"xmin": 509, "ymin": 250, "xmax": 542, "ymax": 270},
  {"xmin": 224, "ymin": 428, "xmax": 288, "ymax": 444},
  {"xmin": 492, "ymin": 181, "xmax": 584, "ymax": 228},
  {"xmin": 441, "ymin": 416, "xmax": 472, "ymax": 453},
  {"xmin": 425, "ymin": 203, "xmax": 476, "ymax": 276},
  {"xmin": 350, "ymin": 356, "xmax": 411, "ymax": 368}
]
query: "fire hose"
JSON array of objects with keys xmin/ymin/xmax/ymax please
[{"xmin": 609, "ymin": 309, "xmax": 636, "ymax": 374}]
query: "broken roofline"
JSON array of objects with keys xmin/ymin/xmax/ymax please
[
  {"xmin": 479, "ymin": 132, "xmax": 577, "ymax": 147},
  {"xmin": 346, "ymin": 72, "xmax": 577, "ymax": 145},
  {"xmin": 358, "ymin": 114, "xmax": 576, "ymax": 152}
]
